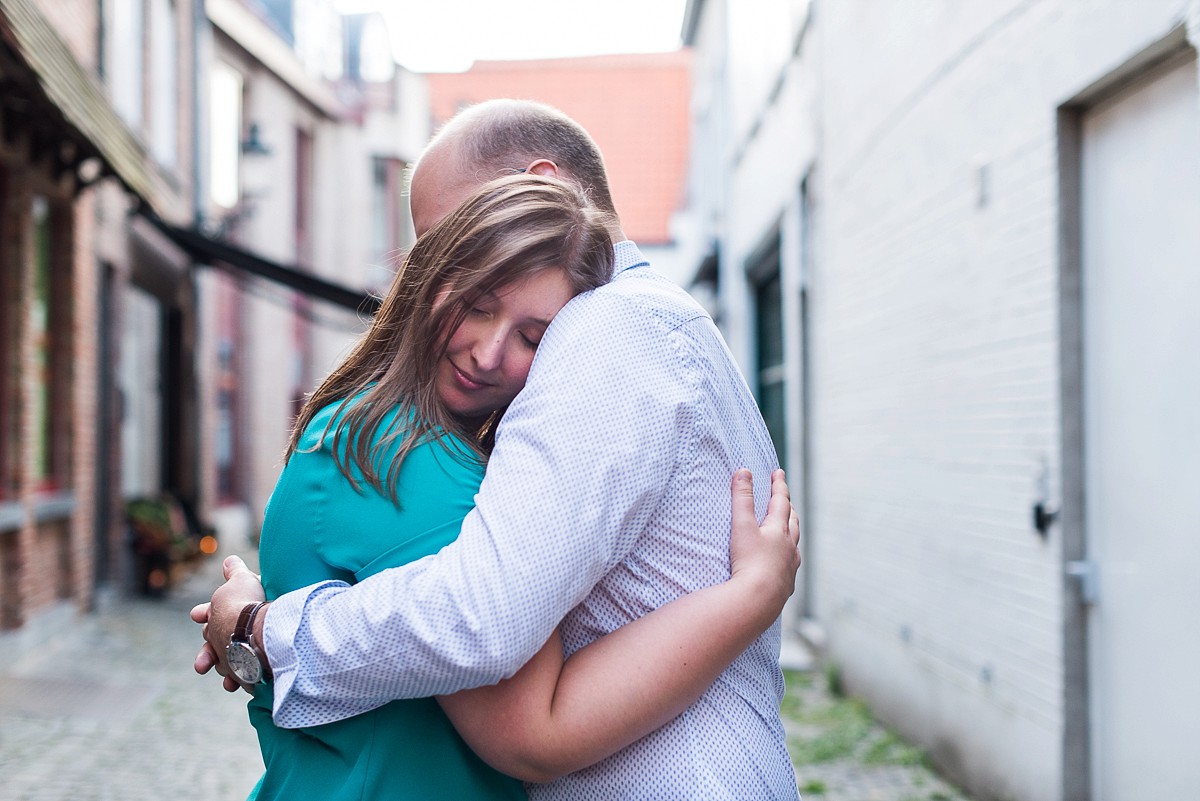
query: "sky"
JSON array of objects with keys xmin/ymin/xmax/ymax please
[{"xmin": 335, "ymin": 0, "xmax": 690, "ymax": 73}]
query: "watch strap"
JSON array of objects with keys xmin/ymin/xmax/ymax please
[{"xmin": 234, "ymin": 601, "xmax": 267, "ymax": 643}]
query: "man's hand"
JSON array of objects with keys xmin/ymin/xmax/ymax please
[
  {"xmin": 190, "ymin": 555, "xmax": 266, "ymax": 693},
  {"xmin": 729, "ymin": 469, "xmax": 802, "ymax": 616}
]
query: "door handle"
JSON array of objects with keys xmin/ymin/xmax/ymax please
[{"xmin": 1066, "ymin": 560, "xmax": 1098, "ymax": 605}]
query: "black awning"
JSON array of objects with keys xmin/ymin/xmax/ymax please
[{"xmin": 140, "ymin": 208, "xmax": 382, "ymax": 314}]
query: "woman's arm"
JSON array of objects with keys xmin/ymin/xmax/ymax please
[{"xmin": 436, "ymin": 468, "xmax": 801, "ymax": 783}]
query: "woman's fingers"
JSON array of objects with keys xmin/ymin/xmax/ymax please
[{"xmin": 729, "ymin": 469, "xmax": 756, "ymax": 538}]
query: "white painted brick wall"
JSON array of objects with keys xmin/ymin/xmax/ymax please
[{"xmin": 694, "ymin": 1, "xmax": 1198, "ymax": 798}]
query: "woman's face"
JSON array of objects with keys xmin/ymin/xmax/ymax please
[{"xmin": 436, "ymin": 268, "xmax": 575, "ymax": 422}]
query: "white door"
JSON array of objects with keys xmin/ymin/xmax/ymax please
[
  {"xmin": 1081, "ymin": 54, "xmax": 1200, "ymax": 800},
  {"xmin": 118, "ymin": 285, "xmax": 163, "ymax": 498}
]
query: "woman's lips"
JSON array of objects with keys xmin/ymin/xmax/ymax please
[{"xmin": 452, "ymin": 363, "xmax": 489, "ymax": 390}]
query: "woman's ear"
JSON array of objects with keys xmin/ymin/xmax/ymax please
[{"xmin": 525, "ymin": 159, "xmax": 560, "ymax": 177}]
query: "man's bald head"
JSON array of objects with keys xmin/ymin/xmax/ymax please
[{"xmin": 410, "ymin": 99, "xmax": 619, "ymax": 237}]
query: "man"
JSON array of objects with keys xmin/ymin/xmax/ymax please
[{"xmin": 197, "ymin": 99, "xmax": 800, "ymax": 799}]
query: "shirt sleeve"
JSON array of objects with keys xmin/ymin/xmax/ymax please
[{"xmin": 266, "ymin": 288, "xmax": 691, "ymax": 728}]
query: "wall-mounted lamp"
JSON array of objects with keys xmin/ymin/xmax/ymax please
[
  {"xmin": 1033, "ymin": 501, "xmax": 1059, "ymax": 538},
  {"xmin": 1032, "ymin": 458, "xmax": 1058, "ymax": 539},
  {"xmin": 241, "ymin": 123, "xmax": 272, "ymax": 156}
]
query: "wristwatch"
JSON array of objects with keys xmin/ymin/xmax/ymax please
[{"xmin": 226, "ymin": 601, "xmax": 269, "ymax": 685}]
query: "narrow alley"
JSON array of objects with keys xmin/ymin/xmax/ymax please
[{"xmin": 0, "ymin": 512, "xmax": 969, "ymax": 801}]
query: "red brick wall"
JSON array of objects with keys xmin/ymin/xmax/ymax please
[
  {"xmin": 70, "ymin": 192, "xmax": 98, "ymax": 609},
  {"xmin": 0, "ymin": 0, "xmax": 207, "ymax": 632},
  {"xmin": 19, "ymin": 521, "xmax": 72, "ymax": 614},
  {"xmin": 0, "ymin": 153, "xmax": 94, "ymax": 628}
]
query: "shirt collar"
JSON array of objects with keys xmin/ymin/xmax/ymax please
[{"xmin": 612, "ymin": 240, "xmax": 649, "ymax": 278}]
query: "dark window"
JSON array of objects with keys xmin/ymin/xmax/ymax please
[
  {"xmin": 30, "ymin": 197, "xmax": 73, "ymax": 492},
  {"xmin": 0, "ymin": 168, "xmax": 17, "ymax": 500},
  {"xmin": 371, "ymin": 156, "xmax": 408, "ymax": 263},
  {"xmin": 751, "ymin": 243, "xmax": 786, "ymax": 470}
]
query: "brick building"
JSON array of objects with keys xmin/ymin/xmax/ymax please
[
  {"xmin": 0, "ymin": 0, "xmax": 202, "ymax": 633},
  {"xmin": 0, "ymin": 0, "xmax": 431, "ymax": 641}
]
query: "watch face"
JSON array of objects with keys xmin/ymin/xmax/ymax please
[{"xmin": 227, "ymin": 642, "xmax": 263, "ymax": 684}]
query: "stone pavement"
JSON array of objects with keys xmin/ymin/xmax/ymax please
[
  {"xmin": 0, "ymin": 510, "xmax": 266, "ymax": 801},
  {"xmin": 0, "ymin": 507, "xmax": 972, "ymax": 801},
  {"xmin": 780, "ymin": 667, "xmax": 975, "ymax": 801}
]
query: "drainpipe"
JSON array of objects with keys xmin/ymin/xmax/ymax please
[
  {"xmin": 188, "ymin": 0, "xmax": 209, "ymax": 520},
  {"xmin": 193, "ymin": 0, "xmax": 208, "ymax": 227}
]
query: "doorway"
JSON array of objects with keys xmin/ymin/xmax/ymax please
[{"xmin": 1075, "ymin": 50, "xmax": 1200, "ymax": 799}]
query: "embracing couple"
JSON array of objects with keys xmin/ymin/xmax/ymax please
[{"xmin": 193, "ymin": 98, "xmax": 804, "ymax": 800}]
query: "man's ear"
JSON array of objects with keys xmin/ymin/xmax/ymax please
[{"xmin": 525, "ymin": 159, "xmax": 559, "ymax": 177}]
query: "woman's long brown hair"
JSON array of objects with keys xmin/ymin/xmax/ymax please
[{"xmin": 284, "ymin": 173, "xmax": 614, "ymax": 500}]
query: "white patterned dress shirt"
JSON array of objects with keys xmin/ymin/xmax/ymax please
[{"xmin": 264, "ymin": 241, "xmax": 799, "ymax": 800}]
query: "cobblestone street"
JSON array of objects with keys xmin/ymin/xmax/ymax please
[
  {"xmin": 0, "ymin": 530, "xmax": 266, "ymax": 801},
  {"xmin": 1, "ymin": 513, "xmax": 972, "ymax": 801}
]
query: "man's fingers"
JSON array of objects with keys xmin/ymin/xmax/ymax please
[
  {"xmin": 205, "ymin": 646, "xmax": 245, "ymax": 691},
  {"xmin": 195, "ymin": 641, "xmax": 218, "ymax": 675},
  {"xmin": 730, "ymin": 468, "xmax": 756, "ymax": 534},
  {"xmin": 222, "ymin": 554, "xmax": 252, "ymax": 581},
  {"xmin": 190, "ymin": 601, "xmax": 211, "ymax": 624}
]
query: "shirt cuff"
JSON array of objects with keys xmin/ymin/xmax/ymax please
[{"xmin": 263, "ymin": 579, "xmax": 348, "ymax": 727}]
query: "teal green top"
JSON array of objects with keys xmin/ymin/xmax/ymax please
[{"xmin": 246, "ymin": 398, "xmax": 527, "ymax": 801}]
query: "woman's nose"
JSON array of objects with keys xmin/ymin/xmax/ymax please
[{"xmin": 471, "ymin": 329, "xmax": 505, "ymax": 371}]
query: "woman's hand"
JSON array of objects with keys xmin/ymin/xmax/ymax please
[{"xmin": 729, "ymin": 469, "xmax": 802, "ymax": 624}]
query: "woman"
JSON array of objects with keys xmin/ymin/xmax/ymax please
[{"xmin": 246, "ymin": 174, "xmax": 799, "ymax": 800}]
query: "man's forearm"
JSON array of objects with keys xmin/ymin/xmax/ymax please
[{"xmin": 266, "ymin": 548, "xmax": 576, "ymax": 728}]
